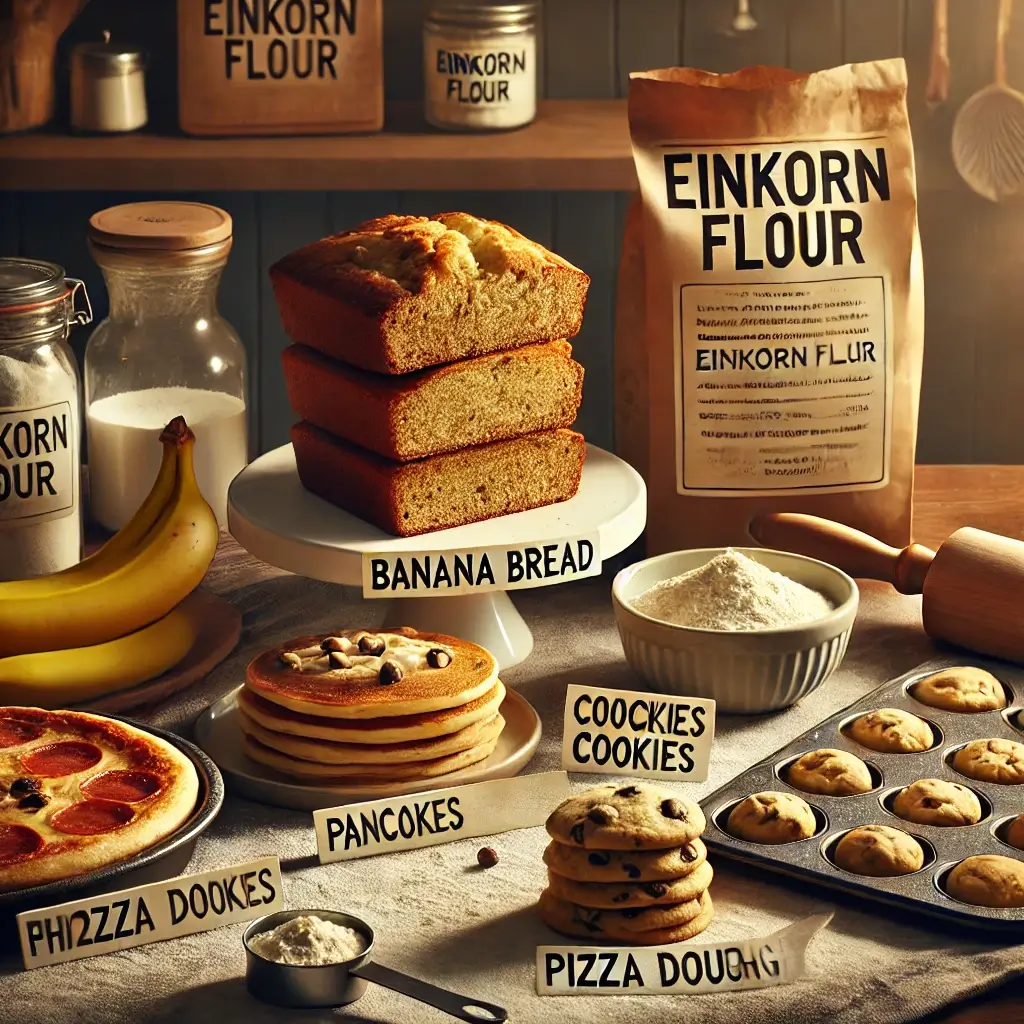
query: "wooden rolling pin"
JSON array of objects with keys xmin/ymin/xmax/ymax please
[{"xmin": 749, "ymin": 512, "xmax": 1024, "ymax": 664}]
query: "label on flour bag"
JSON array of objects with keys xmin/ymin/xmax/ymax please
[
  {"xmin": 360, "ymin": 534, "xmax": 600, "ymax": 598},
  {"xmin": 17, "ymin": 856, "xmax": 283, "ymax": 969},
  {"xmin": 561, "ymin": 684, "xmax": 715, "ymax": 782},
  {"xmin": 0, "ymin": 401, "xmax": 76, "ymax": 528},
  {"xmin": 314, "ymin": 771, "xmax": 571, "ymax": 863},
  {"xmin": 536, "ymin": 913, "xmax": 833, "ymax": 996}
]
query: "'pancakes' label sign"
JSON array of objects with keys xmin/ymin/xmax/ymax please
[
  {"xmin": 536, "ymin": 913, "xmax": 833, "ymax": 995},
  {"xmin": 17, "ymin": 856, "xmax": 284, "ymax": 970},
  {"xmin": 561, "ymin": 684, "xmax": 716, "ymax": 782},
  {"xmin": 360, "ymin": 534, "xmax": 601, "ymax": 598},
  {"xmin": 314, "ymin": 771, "xmax": 571, "ymax": 863}
]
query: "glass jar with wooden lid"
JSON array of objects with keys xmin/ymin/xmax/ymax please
[
  {"xmin": 424, "ymin": 1, "xmax": 538, "ymax": 131},
  {"xmin": 84, "ymin": 202, "xmax": 249, "ymax": 533}
]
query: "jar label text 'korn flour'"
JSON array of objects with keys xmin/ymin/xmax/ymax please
[
  {"xmin": 0, "ymin": 402, "xmax": 76, "ymax": 527},
  {"xmin": 662, "ymin": 138, "xmax": 895, "ymax": 497}
]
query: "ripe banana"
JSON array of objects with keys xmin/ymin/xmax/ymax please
[
  {"xmin": 0, "ymin": 603, "xmax": 197, "ymax": 707},
  {"xmin": 0, "ymin": 417, "xmax": 219, "ymax": 657},
  {"xmin": 0, "ymin": 416, "xmax": 183, "ymax": 601}
]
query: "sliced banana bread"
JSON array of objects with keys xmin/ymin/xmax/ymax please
[
  {"xmin": 281, "ymin": 340, "xmax": 584, "ymax": 462},
  {"xmin": 291, "ymin": 422, "xmax": 586, "ymax": 537},
  {"xmin": 270, "ymin": 212, "xmax": 591, "ymax": 374}
]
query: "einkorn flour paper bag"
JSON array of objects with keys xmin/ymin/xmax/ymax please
[{"xmin": 622, "ymin": 60, "xmax": 924, "ymax": 553}]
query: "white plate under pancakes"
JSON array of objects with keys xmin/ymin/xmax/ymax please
[{"xmin": 194, "ymin": 685, "xmax": 542, "ymax": 810}]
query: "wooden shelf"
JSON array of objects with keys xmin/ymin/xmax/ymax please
[{"xmin": 0, "ymin": 101, "xmax": 635, "ymax": 192}]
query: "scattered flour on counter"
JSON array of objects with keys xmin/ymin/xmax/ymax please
[
  {"xmin": 631, "ymin": 548, "xmax": 833, "ymax": 631},
  {"xmin": 248, "ymin": 915, "xmax": 366, "ymax": 966}
]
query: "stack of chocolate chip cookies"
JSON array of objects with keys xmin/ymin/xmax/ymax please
[{"xmin": 539, "ymin": 783, "xmax": 713, "ymax": 944}]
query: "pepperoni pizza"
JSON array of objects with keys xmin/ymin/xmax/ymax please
[{"xmin": 0, "ymin": 708, "xmax": 199, "ymax": 893}]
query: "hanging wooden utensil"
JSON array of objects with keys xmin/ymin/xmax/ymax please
[
  {"xmin": 0, "ymin": 0, "xmax": 89, "ymax": 133},
  {"xmin": 952, "ymin": 0, "xmax": 1024, "ymax": 201},
  {"xmin": 926, "ymin": 0, "xmax": 950, "ymax": 108},
  {"xmin": 749, "ymin": 512, "xmax": 1024, "ymax": 664}
]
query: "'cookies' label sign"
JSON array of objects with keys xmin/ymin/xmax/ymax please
[
  {"xmin": 17, "ymin": 856, "xmax": 284, "ymax": 970},
  {"xmin": 561, "ymin": 684, "xmax": 715, "ymax": 782},
  {"xmin": 314, "ymin": 771, "xmax": 571, "ymax": 863},
  {"xmin": 537, "ymin": 914, "xmax": 833, "ymax": 996},
  {"xmin": 360, "ymin": 534, "xmax": 600, "ymax": 598}
]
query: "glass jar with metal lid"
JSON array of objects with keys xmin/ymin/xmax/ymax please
[
  {"xmin": 423, "ymin": 1, "xmax": 538, "ymax": 131},
  {"xmin": 84, "ymin": 201, "xmax": 249, "ymax": 533},
  {"xmin": 70, "ymin": 30, "xmax": 148, "ymax": 134},
  {"xmin": 0, "ymin": 259, "xmax": 92, "ymax": 580}
]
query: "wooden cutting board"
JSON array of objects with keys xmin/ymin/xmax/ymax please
[{"xmin": 79, "ymin": 589, "xmax": 242, "ymax": 714}]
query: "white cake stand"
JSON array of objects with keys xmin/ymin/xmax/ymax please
[{"xmin": 227, "ymin": 443, "xmax": 646, "ymax": 669}]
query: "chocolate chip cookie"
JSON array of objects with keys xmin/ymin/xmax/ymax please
[
  {"xmin": 952, "ymin": 739, "xmax": 1024, "ymax": 785},
  {"xmin": 726, "ymin": 791, "xmax": 818, "ymax": 844},
  {"xmin": 833, "ymin": 825, "xmax": 925, "ymax": 877},
  {"xmin": 543, "ymin": 839, "xmax": 707, "ymax": 883},
  {"xmin": 846, "ymin": 708, "xmax": 935, "ymax": 753},
  {"xmin": 891, "ymin": 778, "xmax": 983, "ymax": 827},
  {"xmin": 945, "ymin": 855, "xmax": 1024, "ymax": 908},
  {"xmin": 909, "ymin": 667, "xmax": 1007, "ymax": 713},
  {"xmin": 538, "ymin": 888, "xmax": 714, "ymax": 944},
  {"xmin": 786, "ymin": 748, "xmax": 874, "ymax": 796},
  {"xmin": 1004, "ymin": 813, "xmax": 1024, "ymax": 851},
  {"xmin": 546, "ymin": 784, "xmax": 705, "ymax": 850},
  {"xmin": 545, "ymin": 860, "xmax": 713, "ymax": 909}
]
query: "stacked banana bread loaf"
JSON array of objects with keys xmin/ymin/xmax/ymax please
[{"xmin": 271, "ymin": 212, "xmax": 591, "ymax": 536}]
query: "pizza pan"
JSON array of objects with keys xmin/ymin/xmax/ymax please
[
  {"xmin": 194, "ymin": 685, "xmax": 541, "ymax": 811},
  {"xmin": 700, "ymin": 654, "xmax": 1024, "ymax": 935},
  {"xmin": 0, "ymin": 715, "xmax": 224, "ymax": 941}
]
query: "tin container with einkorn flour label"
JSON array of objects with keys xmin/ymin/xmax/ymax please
[
  {"xmin": 177, "ymin": 0, "xmax": 383, "ymax": 135},
  {"xmin": 701, "ymin": 655, "xmax": 1024, "ymax": 934}
]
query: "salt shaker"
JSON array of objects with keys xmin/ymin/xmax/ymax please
[
  {"xmin": 0, "ymin": 260, "xmax": 91, "ymax": 581},
  {"xmin": 423, "ymin": 1, "xmax": 538, "ymax": 131},
  {"xmin": 70, "ymin": 31, "xmax": 148, "ymax": 134}
]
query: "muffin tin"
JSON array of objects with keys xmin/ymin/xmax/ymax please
[{"xmin": 700, "ymin": 655, "xmax": 1024, "ymax": 933}]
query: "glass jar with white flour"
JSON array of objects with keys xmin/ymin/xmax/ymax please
[
  {"xmin": 84, "ymin": 202, "xmax": 249, "ymax": 532},
  {"xmin": 0, "ymin": 260, "xmax": 92, "ymax": 580},
  {"xmin": 424, "ymin": 1, "xmax": 537, "ymax": 131}
]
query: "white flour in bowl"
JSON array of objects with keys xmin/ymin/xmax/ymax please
[
  {"xmin": 248, "ymin": 915, "xmax": 366, "ymax": 966},
  {"xmin": 631, "ymin": 549, "xmax": 833, "ymax": 631}
]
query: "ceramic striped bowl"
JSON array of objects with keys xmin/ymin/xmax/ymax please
[{"xmin": 611, "ymin": 548, "xmax": 859, "ymax": 714}]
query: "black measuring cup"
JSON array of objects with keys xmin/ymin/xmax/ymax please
[{"xmin": 243, "ymin": 909, "xmax": 508, "ymax": 1021}]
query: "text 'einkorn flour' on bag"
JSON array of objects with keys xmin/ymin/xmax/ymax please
[{"xmin": 616, "ymin": 59, "xmax": 924, "ymax": 553}]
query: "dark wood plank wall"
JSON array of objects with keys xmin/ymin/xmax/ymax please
[{"xmin": 3, "ymin": 0, "xmax": 1023, "ymax": 463}]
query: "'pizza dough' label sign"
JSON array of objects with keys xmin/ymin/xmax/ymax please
[
  {"xmin": 561, "ymin": 684, "xmax": 716, "ymax": 782},
  {"xmin": 537, "ymin": 913, "xmax": 833, "ymax": 996},
  {"xmin": 360, "ymin": 535, "xmax": 600, "ymax": 598},
  {"xmin": 17, "ymin": 856, "xmax": 284, "ymax": 970},
  {"xmin": 314, "ymin": 771, "xmax": 571, "ymax": 863}
]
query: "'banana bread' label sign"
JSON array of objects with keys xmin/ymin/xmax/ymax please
[
  {"xmin": 361, "ymin": 534, "xmax": 600, "ymax": 598},
  {"xmin": 0, "ymin": 402, "xmax": 76, "ymax": 528},
  {"xmin": 537, "ymin": 914, "xmax": 833, "ymax": 995}
]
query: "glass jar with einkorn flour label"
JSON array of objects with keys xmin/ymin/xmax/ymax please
[
  {"xmin": 424, "ymin": 1, "xmax": 537, "ymax": 131},
  {"xmin": 84, "ymin": 201, "xmax": 249, "ymax": 533},
  {"xmin": 0, "ymin": 259, "xmax": 92, "ymax": 581}
]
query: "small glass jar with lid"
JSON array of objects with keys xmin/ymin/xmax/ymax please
[
  {"xmin": 0, "ymin": 259, "xmax": 92, "ymax": 580},
  {"xmin": 84, "ymin": 201, "xmax": 248, "ymax": 532},
  {"xmin": 424, "ymin": 1, "xmax": 538, "ymax": 131}
]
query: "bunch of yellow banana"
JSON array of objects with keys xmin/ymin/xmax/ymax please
[{"xmin": 0, "ymin": 416, "xmax": 220, "ymax": 707}]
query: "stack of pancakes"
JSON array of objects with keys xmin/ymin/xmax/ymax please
[
  {"xmin": 539, "ymin": 783, "xmax": 714, "ymax": 945},
  {"xmin": 239, "ymin": 627, "xmax": 505, "ymax": 785}
]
